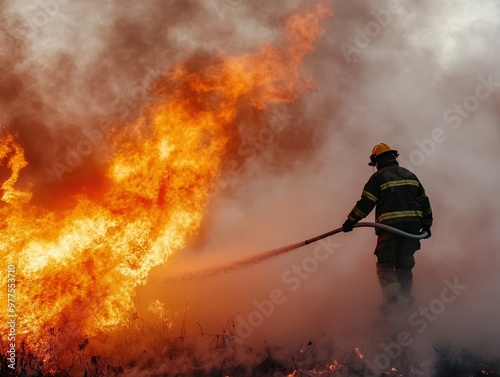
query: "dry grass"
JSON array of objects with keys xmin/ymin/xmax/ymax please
[{"xmin": 1, "ymin": 313, "xmax": 499, "ymax": 377}]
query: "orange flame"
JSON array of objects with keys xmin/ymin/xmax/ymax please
[
  {"xmin": 0, "ymin": 134, "xmax": 32, "ymax": 205},
  {"xmin": 0, "ymin": 4, "xmax": 331, "ymax": 358}
]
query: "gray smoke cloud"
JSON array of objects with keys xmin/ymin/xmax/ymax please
[
  {"xmin": 2, "ymin": 0, "xmax": 499, "ymax": 375},
  {"xmin": 148, "ymin": 0, "xmax": 500, "ymax": 372}
]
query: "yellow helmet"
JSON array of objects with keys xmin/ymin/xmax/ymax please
[{"xmin": 368, "ymin": 143, "xmax": 399, "ymax": 166}]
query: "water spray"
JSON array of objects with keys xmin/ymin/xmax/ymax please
[{"xmin": 173, "ymin": 222, "xmax": 428, "ymax": 279}]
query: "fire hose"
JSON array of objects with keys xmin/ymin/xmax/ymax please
[
  {"xmin": 304, "ymin": 221, "xmax": 428, "ymax": 244},
  {"xmin": 174, "ymin": 222, "xmax": 428, "ymax": 279}
]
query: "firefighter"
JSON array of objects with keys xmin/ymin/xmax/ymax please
[{"xmin": 342, "ymin": 143, "xmax": 432, "ymax": 313}]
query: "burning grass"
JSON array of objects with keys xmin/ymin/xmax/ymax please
[
  {"xmin": 2, "ymin": 309, "xmax": 499, "ymax": 377},
  {"xmin": 2, "ymin": 3, "xmax": 499, "ymax": 377},
  {"xmin": 0, "ymin": 4, "xmax": 332, "ymax": 359}
]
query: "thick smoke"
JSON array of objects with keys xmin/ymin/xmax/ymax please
[
  {"xmin": 143, "ymin": 0, "xmax": 500, "ymax": 374},
  {"xmin": 148, "ymin": 0, "xmax": 500, "ymax": 370},
  {"xmin": 2, "ymin": 0, "xmax": 500, "ymax": 374}
]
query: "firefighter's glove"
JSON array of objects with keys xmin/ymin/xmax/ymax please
[
  {"xmin": 421, "ymin": 226, "xmax": 431, "ymax": 239},
  {"xmin": 342, "ymin": 219, "xmax": 356, "ymax": 232}
]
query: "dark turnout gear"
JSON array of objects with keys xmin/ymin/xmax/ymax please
[
  {"xmin": 343, "ymin": 144, "xmax": 433, "ymax": 312},
  {"xmin": 375, "ymin": 223, "xmax": 421, "ymax": 304},
  {"xmin": 421, "ymin": 225, "xmax": 431, "ymax": 239},
  {"xmin": 347, "ymin": 154, "xmax": 433, "ymax": 229},
  {"xmin": 342, "ymin": 219, "xmax": 355, "ymax": 232}
]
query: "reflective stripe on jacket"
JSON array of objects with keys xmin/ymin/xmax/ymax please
[{"xmin": 348, "ymin": 160, "xmax": 433, "ymax": 227}]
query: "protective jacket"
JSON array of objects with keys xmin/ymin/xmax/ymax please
[{"xmin": 347, "ymin": 157, "xmax": 432, "ymax": 228}]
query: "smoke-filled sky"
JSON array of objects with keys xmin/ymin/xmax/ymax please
[{"xmin": 2, "ymin": 0, "xmax": 500, "ymax": 373}]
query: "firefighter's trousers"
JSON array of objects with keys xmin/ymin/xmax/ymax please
[{"xmin": 374, "ymin": 222, "xmax": 421, "ymax": 304}]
